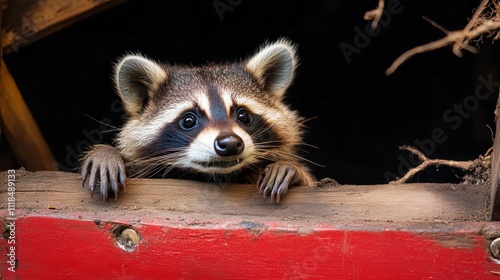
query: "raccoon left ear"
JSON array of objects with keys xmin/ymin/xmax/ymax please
[
  {"xmin": 244, "ymin": 39, "xmax": 298, "ymax": 97},
  {"xmin": 114, "ymin": 54, "xmax": 168, "ymax": 116}
]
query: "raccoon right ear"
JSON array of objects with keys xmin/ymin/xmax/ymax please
[
  {"xmin": 244, "ymin": 39, "xmax": 298, "ymax": 98},
  {"xmin": 114, "ymin": 54, "xmax": 168, "ymax": 116}
]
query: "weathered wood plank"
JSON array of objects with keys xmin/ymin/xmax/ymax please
[
  {"xmin": 0, "ymin": 1, "xmax": 3, "ymax": 61},
  {"xmin": 491, "ymin": 88, "xmax": 500, "ymax": 220},
  {"xmin": 1, "ymin": 0, "xmax": 125, "ymax": 53},
  {"xmin": 1, "ymin": 216, "xmax": 499, "ymax": 279},
  {"xmin": 0, "ymin": 62, "xmax": 56, "ymax": 171},
  {"xmin": 0, "ymin": 170, "xmax": 489, "ymax": 224}
]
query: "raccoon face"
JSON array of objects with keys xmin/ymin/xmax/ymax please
[{"xmin": 115, "ymin": 39, "xmax": 303, "ymax": 176}]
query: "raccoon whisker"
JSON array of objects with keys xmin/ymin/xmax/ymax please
[
  {"xmin": 253, "ymin": 140, "xmax": 283, "ymax": 146},
  {"xmin": 252, "ymin": 143, "xmax": 286, "ymax": 151},
  {"xmin": 125, "ymin": 149, "xmax": 185, "ymax": 165},
  {"xmin": 295, "ymin": 156, "xmax": 324, "ymax": 168},
  {"xmin": 296, "ymin": 148, "xmax": 311, "ymax": 155},
  {"xmin": 258, "ymin": 148, "xmax": 303, "ymax": 161},
  {"xmin": 130, "ymin": 159, "xmax": 166, "ymax": 177},
  {"xmin": 214, "ymin": 174, "xmax": 224, "ymax": 185},
  {"xmin": 245, "ymin": 162, "xmax": 267, "ymax": 174},
  {"xmin": 251, "ymin": 120, "xmax": 305, "ymax": 148},
  {"xmin": 204, "ymin": 172, "xmax": 215, "ymax": 183},
  {"xmin": 254, "ymin": 138, "xmax": 318, "ymax": 153},
  {"xmin": 145, "ymin": 166, "xmax": 165, "ymax": 178},
  {"xmin": 295, "ymin": 142, "xmax": 320, "ymax": 157},
  {"xmin": 299, "ymin": 116, "xmax": 318, "ymax": 126},
  {"xmin": 135, "ymin": 157, "xmax": 183, "ymax": 178},
  {"xmin": 131, "ymin": 165, "xmax": 159, "ymax": 178},
  {"xmin": 161, "ymin": 164, "xmax": 177, "ymax": 179},
  {"xmin": 126, "ymin": 151, "xmax": 188, "ymax": 178},
  {"xmin": 126, "ymin": 161, "xmax": 164, "ymax": 177},
  {"xmin": 102, "ymin": 129, "xmax": 121, "ymax": 134},
  {"xmin": 250, "ymin": 125, "xmax": 276, "ymax": 140},
  {"xmin": 298, "ymin": 142, "xmax": 320, "ymax": 150},
  {"xmin": 84, "ymin": 114, "xmax": 120, "ymax": 130},
  {"xmin": 254, "ymin": 146, "xmax": 324, "ymax": 168}
]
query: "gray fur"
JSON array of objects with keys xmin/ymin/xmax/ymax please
[{"xmin": 80, "ymin": 39, "xmax": 315, "ymax": 203}]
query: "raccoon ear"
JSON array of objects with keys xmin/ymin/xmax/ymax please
[
  {"xmin": 114, "ymin": 54, "xmax": 168, "ymax": 116},
  {"xmin": 244, "ymin": 39, "xmax": 298, "ymax": 97}
]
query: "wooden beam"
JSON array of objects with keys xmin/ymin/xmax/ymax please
[
  {"xmin": 1, "ymin": 0, "xmax": 3, "ymax": 76},
  {"xmin": 1, "ymin": 170, "xmax": 500, "ymax": 278},
  {"xmin": 491, "ymin": 89, "xmax": 500, "ymax": 221},
  {"xmin": 0, "ymin": 170, "xmax": 490, "ymax": 223},
  {"xmin": 0, "ymin": 61, "xmax": 56, "ymax": 170},
  {"xmin": 1, "ymin": 0, "xmax": 125, "ymax": 53}
]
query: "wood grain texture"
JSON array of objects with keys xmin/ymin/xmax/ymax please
[
  {"xmin": 0, "ymin": 170, "xmax": 489, "ymax": 224},
  {"xmin": 1, "ymin": 170, "xmax": 499, "ymax": 279},
  {"xmin": 1, "ymin": 0, "xmax": 125, "ymax": 53},
  {"xmin": 491, "ymin": 89, "xmax": 500, "ymax": 220},
  {"xmin": 0, "ymin": 62, "xmax": 56, "ymax": 171}
]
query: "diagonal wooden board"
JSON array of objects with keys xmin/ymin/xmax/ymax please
[
  {"xmin": 1, "ymin": 0, "xmax": 126, "ymax": 171},
  {"xmin": 1, "ymin": 0, "xmax": 126, "ymax": 53},
  {"xmin": 0, "ymin": 60, "xmax": 57, "ymax": 170}
]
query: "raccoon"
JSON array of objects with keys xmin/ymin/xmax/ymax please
[{"xmin": 80, "ymin": 39, "xmax": 316, "ymax": 202}]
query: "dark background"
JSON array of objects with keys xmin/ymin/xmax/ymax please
[{"xmin": 2, "ymin": 0, "xmax": 500, "ymax": 184}]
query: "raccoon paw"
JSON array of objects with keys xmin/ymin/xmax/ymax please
[
  {"xmin": 80, "ymin": 144, "xmax": 127, "ymax": 201},
  {"xmin": 258, "ymin": 162, "xmax": 301, "ymax": 203}
]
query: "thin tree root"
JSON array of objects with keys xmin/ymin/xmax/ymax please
[
  {"xmin": 390, "ymin": 146, "xmax": 492, "ymax": 184},
  {"xmin": 385, "ymin": 0, "xmax": 500, "ymax": 75},
  {"xmin": 364, "ymin": 0, "xmax": 385, "ymax": 31}
]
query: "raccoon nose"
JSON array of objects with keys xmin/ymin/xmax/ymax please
[{"xmin": 214, "ymin": 133, "xmax": 244, "ymax": 156}]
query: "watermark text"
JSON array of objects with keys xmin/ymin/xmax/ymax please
[{"xmin": 6, "ymin": 169, "xmax": 17, "ymax": 272}]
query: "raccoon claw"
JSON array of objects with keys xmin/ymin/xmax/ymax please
[
  {"xmin": 80, "ymin": 145, "xmax": 127, "ymax": 201},
  {"xmin": 258, "ymin": 163, "xmax": 298, "ymax": 203}
]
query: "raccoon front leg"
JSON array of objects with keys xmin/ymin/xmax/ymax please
[
  {"xmin": 258, "ymin": 162, "xmax": 315, "ymax": 203},
  {"xmin": 80, "ymin": 144, "xmax": 127, "ymax": 201}
]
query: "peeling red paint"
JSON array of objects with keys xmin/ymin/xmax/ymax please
[{"xmin": 1, "ymin": 216, "xmax": 500, "ymax": 279}]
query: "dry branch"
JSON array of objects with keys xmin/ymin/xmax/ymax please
[
  {"xmin": 364, "ymin": 0, "xmax": 385, "ymax": 31},
  {"xmin": 390, "ymin": 145, "xmax": 480, "ymax": 184},
  {"xmin": 385, "ymin": 0, "xmax": 500, "ymax": 75}
]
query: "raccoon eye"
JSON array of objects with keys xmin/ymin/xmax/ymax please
[
  {"xmin": 180, "ymin": 113, "xmax": 198, "ymax": 130},
  {"xmin": 237, "ymin": 108, "xmax": 252, "ymax": 125}
]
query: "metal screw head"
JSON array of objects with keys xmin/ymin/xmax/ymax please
[
  {"xmin": 117, "ymin": 228, "xmax": 140, "ymax": 252},
  {"xmin": 490, "ymin": 238, "xmax": 500, "ymax": 260}
]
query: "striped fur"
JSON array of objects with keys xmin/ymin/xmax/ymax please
[{"xmin": 81, "ymin": 39, "xmax": 315, "ymax": 202}]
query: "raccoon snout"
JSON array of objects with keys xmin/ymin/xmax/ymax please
[{"xmin": 214, "ymin": 133, "xmax": 244, "ymax": 156}]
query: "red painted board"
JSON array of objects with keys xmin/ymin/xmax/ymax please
[{"xmin": 2, "ymin": 216, "xmax": 500, "ymax": 279}]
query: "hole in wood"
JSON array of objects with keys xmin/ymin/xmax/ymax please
[{"xmin": 112, "ymin": 225, "xmax": 140, "ymax": 252}]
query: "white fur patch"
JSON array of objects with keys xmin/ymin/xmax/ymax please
[
  {"xmin": 232, "ymin": 126, "xmax": 254, "ymax": 156},
  {"xmin": 196, "ymin": 92, "xmax": 212, "ymax": 119},
  {"xmin": 188, "ymin": 128, "xmax": 219, "ymax": 162},
  {"xmin": 116, "ymin": 55, "xmax": 166, "ymax": 90},
  {"xmin": 232, "ymin": 95, "xmax": 283, "ymax": 125},
  {"xmin": 244, "ymin": 39, "xmax": 297, "ymax": 96},
  {"xmin": 185, "ymin": 126, "xmax": 255, "ymax": 173},
  {"xmin": 119, "ymin": 100, "xmax": 193, "ymax": 153},
  {"xmin": 115, "ymin": 54, "xmax": 167, "ymax": 116},
  {"xmin": 221, "ymin": 89, "xmax": 234, "ymax": 115}
]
